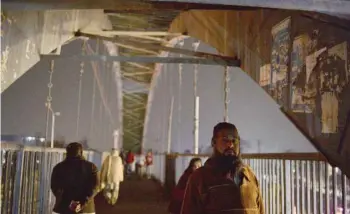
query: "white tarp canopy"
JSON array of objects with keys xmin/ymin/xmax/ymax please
[
  {"xmin": 1, "ymin": 10, "xmax": 111, "ymax": 93},
  {"xmin": 143, "ymin": 36, "xmax": 317, "ymax": 154},
  {"xmin": 1, "ymin": 39, "xmax": 123, "ymax": 152}
]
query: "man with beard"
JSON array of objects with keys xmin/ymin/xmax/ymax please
[{"xmin": 181, "ymin": 122, "xmax": 264, "ymax": 214}]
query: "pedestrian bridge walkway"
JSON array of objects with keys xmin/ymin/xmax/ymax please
[
  {"xmin": 1, "ymin": 144, "xmax": 349, "ymax": 214},
  {"xmin": 95, "ymin": 174, "xmax": 168, "ymax": 214}
]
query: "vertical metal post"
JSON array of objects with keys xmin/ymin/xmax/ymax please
[
  {"xmin": 167, "ymin": 97, "xmax": 174, "ymax": 153},
  {"xmin": 51, "ymin": 114, "xmax": 55, "ymax": 148},
  {"xmin": 12, "ymin": 149, "xmax": 24, "ymax": 214},
  {"xmin": 319, "ymin": 162, "xmax": 324, "ymax": 214},
  {"xmin": 285, "ymin": 160, "xmax": 292, "ymax": 214},
  {"xmin": 301, "ymin": 161, "xmax": 306, "ymax": 213},
  {"xmin": 224, "ymin": 66, "xmax": 229, "ymax": 122},
  {"xmin": 312, "ymin": 161, "xmax": 317, "ymax": 214},
  {"xmin": 272, "ymin": 160, "xmax": 276, "ymax": 214},
  {"xmin": 306, "ymin": 161, "xmax": 311, "ymax": 214},
  {"xmin": 341, "ymin": 173, "xmax": 347, "ymax": 214},
  {"xmin": 326, "ymin": 164, "xmax": 330, "ymax": 214},
  {"xmin": 296, "ymin": 160, "xmax": 300, "ymax": 214},
  {"xmin": 291, "ymin": 161, "xmax": 295, "ymax": 214},
  {"xmin": 194, "ymin": 96, "xmax": 199, "ymax": 154},
  {"xmin": 193, "ymin": 54, "xmax": 199, "ymax": 154},
  {"xmin": 332, "ymin": 167, "xmax": 337, "ymax": 214},
  {"xmin": 113, "ymin": 129, "xmax": 119, "ymax": 150}
]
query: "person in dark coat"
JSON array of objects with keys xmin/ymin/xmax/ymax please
[
  {"xmin": 51, "ymin": 142, "xmax": 99, "ymax": 214},
  {"xmin": 168, "ymin": 157, "xmax": 202, "ymax": 214}
]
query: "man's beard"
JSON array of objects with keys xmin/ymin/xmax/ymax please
[{"xmin": 216, "ymin": 149, "xmax": 243, "ymax": 173}]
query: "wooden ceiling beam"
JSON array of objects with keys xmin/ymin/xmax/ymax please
[
  {"xmin": 104, "ymin": 1, "xmax": 260, "ymax": 13},
  {"xmin": 76, "ymin": 31, "xmax": 241, "ymax": 67}
]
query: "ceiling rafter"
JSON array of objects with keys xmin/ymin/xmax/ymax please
[
  {"xmin": 76, "ymin": 31, "xmax": 241, "ymax": 66},
  {"xmin": 114, "ymin": 41, "xmax": 159, "ymax": 55}
]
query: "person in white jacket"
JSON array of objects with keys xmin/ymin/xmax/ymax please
[{"xmin": 100, "ymin": 148, "xmax": 124, "ymax": 205}]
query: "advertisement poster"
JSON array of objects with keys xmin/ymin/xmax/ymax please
[
  {"xmin": 270, "ymin": 17, "xmax": 291, "ymax": 105},
  {"xmin": 304, "ymin": 42, "xmax": 348, "ymax": 134},
  {"xmin": 259, "ymin": 64, "xmax": 271, "ymax": 87},
  {"xmin": 290, "ymin": 34, "xmax": 312, "ymax": 112}
]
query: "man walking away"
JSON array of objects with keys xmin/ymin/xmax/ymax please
[
  {"xmin": 51, "ymin": 142, "xmax": 99, "ymax": 214},
  {"xmin": 181, "ymin": 122, "xmax": 264, "ymax": 214}
]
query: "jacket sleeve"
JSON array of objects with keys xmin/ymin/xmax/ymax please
[
  {"xmin": 255, "ymin": 178, "xmax": 265, "ymax": 214},
  {"xmin": 181, "ymin": 174, "xmax": 203, "ymax": 214},
  {"xmin": 50, "ymin": 165, "xmax": 61, "ymax": 197},
  {"xmin": 82, "ymin": 163, "xmax": 100, "ymax": 206}
]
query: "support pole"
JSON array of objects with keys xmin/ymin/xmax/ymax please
[
  {"xmin": 193, "ymin": 58, "xmax": 199, "ymax": 154},
  {"xmin": 194, "ymin": 96, "xmax": 199, "ymax": 154},
  {"xmin": 224, "ymin": 66, "xmax": 229, "ymax": 122},
  {"xmin": 51, "ymin": 113, "xmax": 55, "ymax": 148},
  {"xmin": 114, "ymin": 130, "xmax": 119, "ymax": 150},
  {"xmin": 167, "ymin": 97, "xmax": 174, "ymax": 153}
]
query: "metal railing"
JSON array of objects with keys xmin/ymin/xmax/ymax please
[
  {"xmin": 0, "ymin": 143, "xmax": 103, "ymax": 214},
  {"xmin": 152, "ymin": 152, "xmax": 350, "ymax": 214}
]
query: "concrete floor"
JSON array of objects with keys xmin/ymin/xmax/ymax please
[{"xmin": 95, "ymin": 175, "xmax": 169, "ymax": 214}]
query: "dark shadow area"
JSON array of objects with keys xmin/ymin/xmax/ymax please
[{"xmin": 95, "ymin": 174, "xmax": 168, "ymax": 214}]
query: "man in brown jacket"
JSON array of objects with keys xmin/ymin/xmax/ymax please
[
  {"xmin": 51, "ymin": 142, "xmax": 99, "ymax": 214},
  {"xmin": 181, "ymin": 122, "xmax": 264, "ymax": 214}
]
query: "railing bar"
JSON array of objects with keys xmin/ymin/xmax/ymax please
[
  {"xmin": 312, "ymin": 161, "xmax": 317, "ymax": 214},
  {"xmin": 22, "ymin": 151, "xmax": 29, "ymax": 213},
  {"xmin": 264, "ymin": 160, "xmax": 268, "ymax": 212},
  {"xmin": 306, "ymin": 160, "xmax": 311, "ymax": 214},
  {"xmin": 276, "ymin": 160, "xmax": 280, "ymax": 214},
  {"xmin": 332, "ymin": 167, "xmax": 337, "ymax": 214},
  {"xmin": 28, "ymin": 151, "xmax": 34, "ymax": 214},
  {"xmin": 269, "ymin": 159, "xmax": 273, "ymax": 214},
  {"xmin": 281, "ymin": 159, "xmax": 286, "ymax": 214},
  {"xmin": 342, "ymin": 174, "xmax": 347, "ymax": 214},
  {"xmin": 3, "ymin": 151, "xmax": 12, "ymax": 213},
  {"xmin": 301, "ymin": 160, "xmax": 305, "ymax": 214},
  {"xmin": 296, "ymin": 160, "xmax": 300, "ymax": 214},
  {"xmin": 326, "ymin": 163, "xmax": 330, "ymax": 214},
  {"xmin": 291, "ymin": 160, "xmax": 295, "ymax": 214},
  {"xmin": 320, "ymin": 162, "xmax": 324, "ymax": 214}
]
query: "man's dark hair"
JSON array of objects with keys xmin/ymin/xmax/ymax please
[
  {"xmin": 66, "ymin": 142, "xmax": 83, "ymax": 157},
  {"xmin": 213, "ymin": 122, "xmax": 237, "ymax": 138}
]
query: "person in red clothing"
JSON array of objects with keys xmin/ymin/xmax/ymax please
[
  {"xmin": 145, "ymin": 150, "xmax": 153, "ymax": 179},
  {"xmin": 168, "ymin": 157, "xmax": 202, "ymax": 214},
  {"xmin": 125, "ymin": 151, "xmax": 135, "ymax": 176}
]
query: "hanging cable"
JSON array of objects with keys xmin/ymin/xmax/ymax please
[
  {"xmin": 75, "ymin": 41, "xmax": 86, "ymax": 139},
  {"xmin": 224, "ymin": 66, "xmax": 230, "ymax": 122},
  {"xmin": 45, "ymin": 60, "xmax": 55, "ymax": 143},
  {"xmin": 89, "ymin": 77, "xmax": 97, "ymax": 144},
  {"xmin": 223, "ymin": 12, "xmax": 230, "ymax": 122},
  {"xmin": 86, "ymin": 43, "xmax": 115, "ymax": 127}
]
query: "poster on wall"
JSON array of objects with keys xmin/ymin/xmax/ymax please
[
  {"xmin": 290, "ymin": 34, "xmax": 312, "ymax": 113},
  {"xmin": 304, "ymin": 42, "xmax": 348, "ymax": 134},
  {"xmin": 270, "ymin": 17, "xmax": 291, "ymax": 106},
  {"xmin": 259, "ymin": 64, "xmax": 271, "ymax": 87}
]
